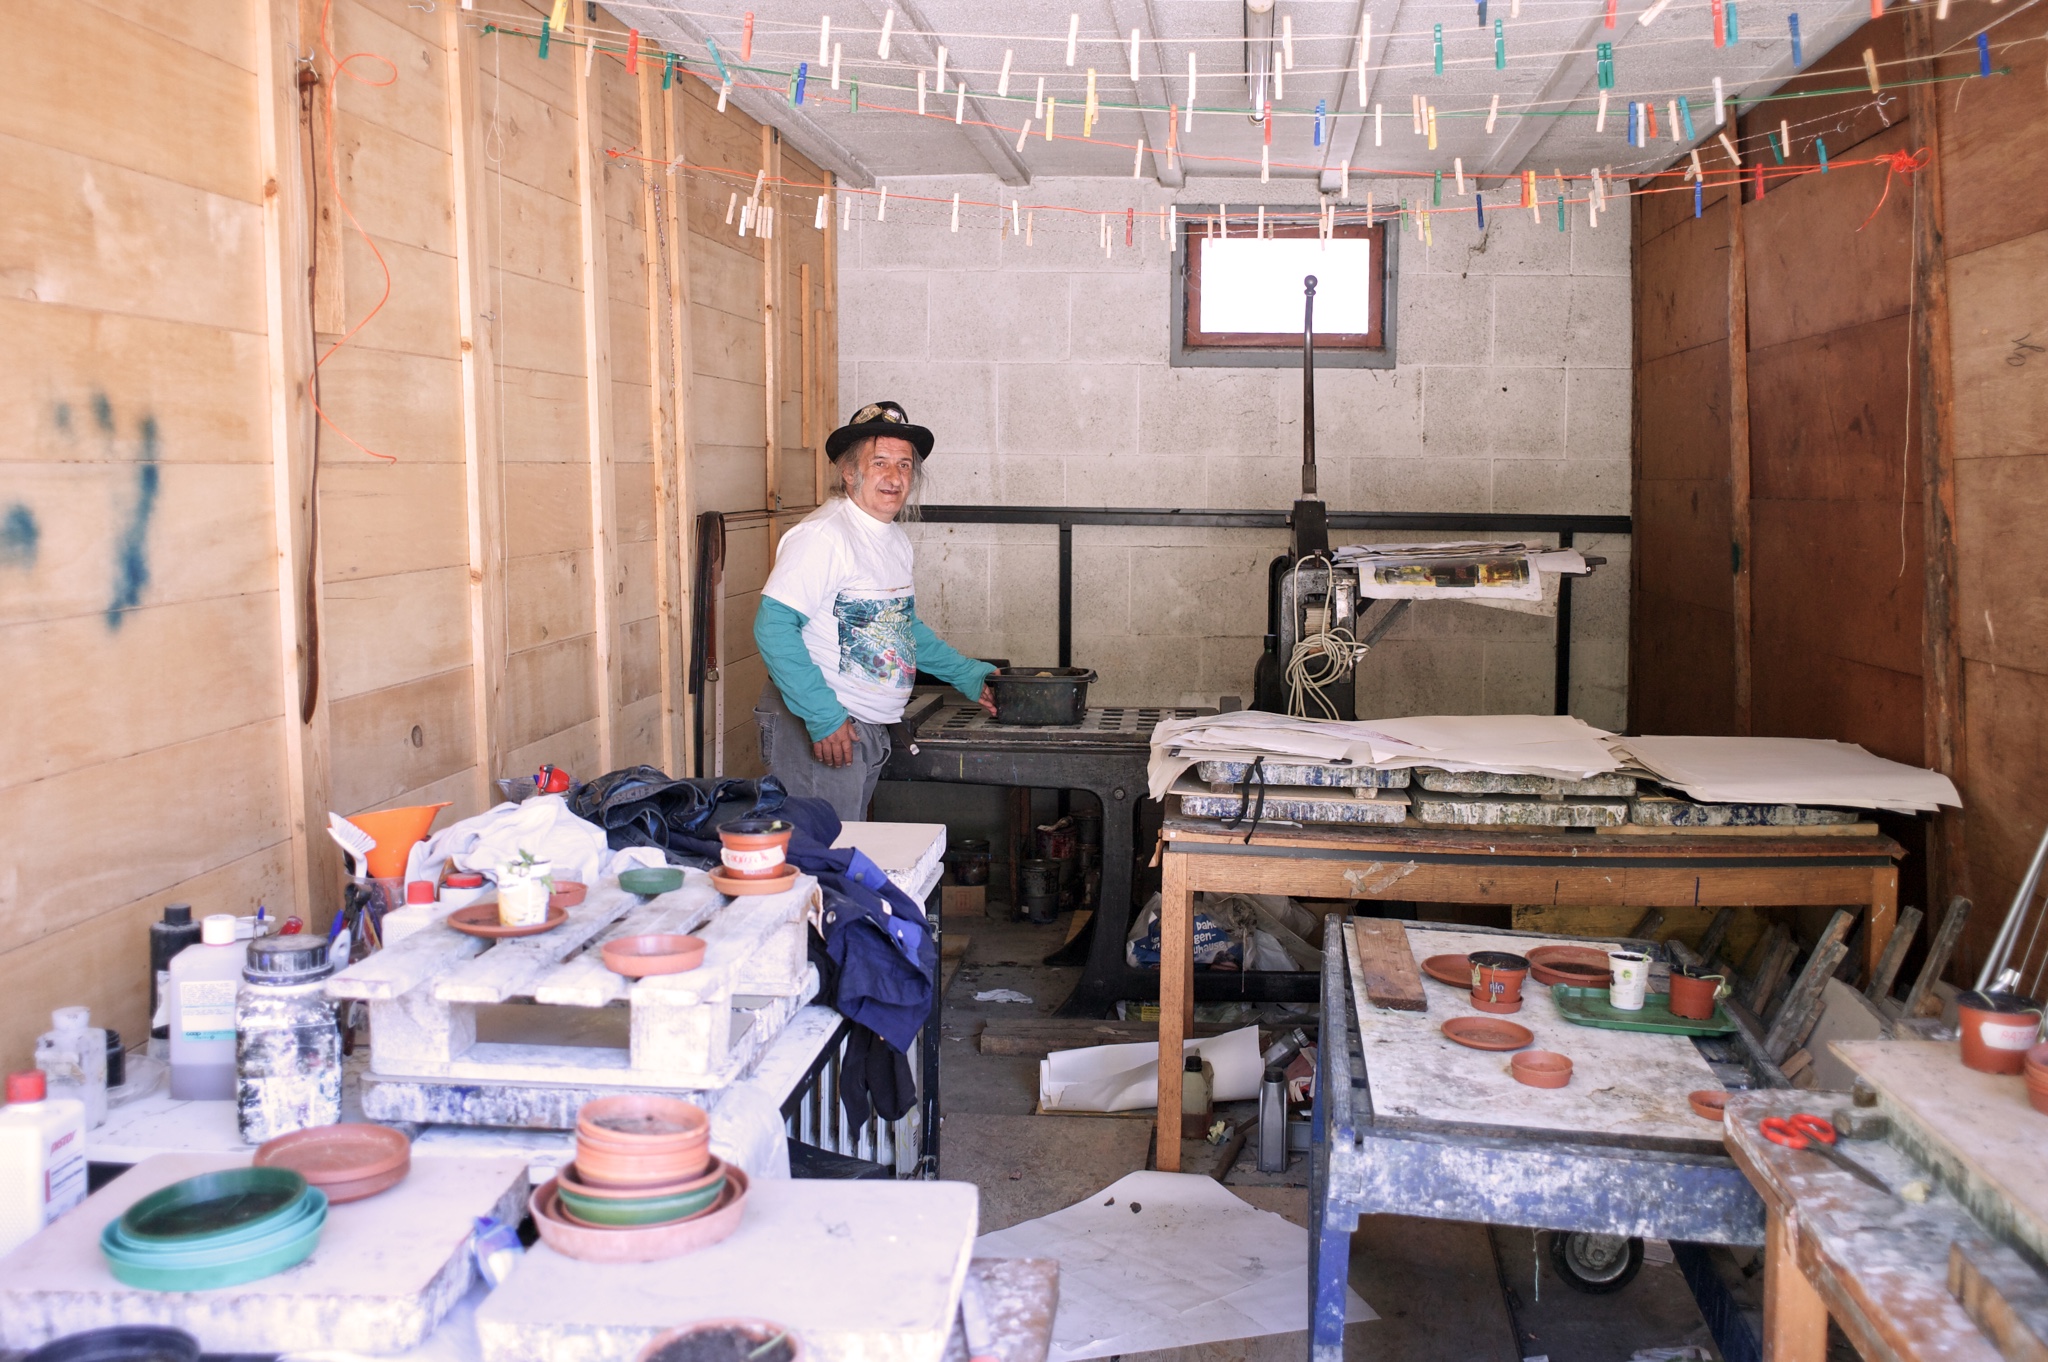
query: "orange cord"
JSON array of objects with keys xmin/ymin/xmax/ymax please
[{"xmin": 1857, "ymin": 146, "xmax": 1932, "ymax": 231}]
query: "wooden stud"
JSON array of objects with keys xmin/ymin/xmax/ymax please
[
  {"xmin": 640, "ymin": 65, "xmax": 692, "ymax": 778},
  {"xmin": 256, "ymin": 0, "xmax": 336, "ymax": 926},
  {"xmin": 818, "ymin": 170, "xmax": 838, "ymax": 507},
  {"xmin": 575, "ymin": 34, "xmax": 621, "ymax": 771},
  {"xmin": 800, "ymin": 261, "xmax": 814, "ymax": 456},
  {"xmin": 761, "ymin": 127, "xmax": 781, "ymax": 524},
  {"xmin": 1729, "ymin": 181, "xmax": 1754, "ymax": 735},
  {"xmin": 1763, "ymin": 1208, "xmax": 1831, "ymax": 1360},
  {"xmin": 1904, "ymin": 7, "xmax": 1968, "ymax": 920},
  {"xmin": 447, "ymin": 10, "xmax": 508, "ymax": 807},
  {"xmin": 661, "ymin": 82, "xmax": 697, "ymax": 775}
]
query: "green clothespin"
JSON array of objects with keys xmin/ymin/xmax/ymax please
[
  {"xmin": 1433, "ymin": 168, "xmax": 1443, "ymax": 206},
  {"xmin": 1433, "ymin": 24, "xmax": 1444, "ymax": 74},
  {"xmin": 539, "ymin": 19, "xmax": 551, "ymax": 59},
  {"xmin": 663, "ymin": 53, "xmax": 675, "ymax": 90}
]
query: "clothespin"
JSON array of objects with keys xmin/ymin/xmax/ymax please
[
  {"xmin": 1258, "ymin": 204, "xmax": 1266, "ymax": 236},
  {"xmin": 848, "ymin": 81, "xmax": 857, "ymax": 113},
  {"xmin": 1725, "ymin": 1, "xmax": 1738, "ymax": 41},
  {"xmin": 1015, "ymin": 120, "xmax": 1032, "ymax": 152},
  {"xmin": 1688, "ymin": 148, "xmax": 1703, "ymax": 180},
  {"xmin": 1167, "ymin": 108, "xmax": 1180, "ymax": 168},
  {"xmin": 1035, "ymin": 76, "xmax": 1046, "ymax": 119},
  {"xmin": 794, "ymin": 62, "xmax": 809, "ymax": 106},
  {"xmin": 1678, "ymin": 96, "xmax": 1696, "ymax": 140},
  {"xmin": 1694, "ymin": 181, "xmax": 1703, "ymax": 217},
  {"xmin": 1646, "ymin": 102, "xmax": 1659, "ymax": 142},
  {"xmin": 1341, "ymin": 159, "xmax": 1351, "ymax": 201},
  {"xmin": 1752, "ymin": 161, "xmax": 1764, "ymax": 197},
  {"xmin": 539, "ymin": 18, "xmax": 552, "ymax": 58},
  {"xmin": 1133, "ymin": 138, "xmax": 1145, "ymax": 177},
  {"xmin": 998, "ymin": 50, "xmax": 1013, "ymax": 97},
  {"xmin": 917, "ymin": 69, "xmax": 927, "ymax": 116},
  {"xmin": 1477, "ymin": 0, "xmax": 1488, "ymax": 27},
  {"xmin": 725, "ymin": 191, "xmax": 738, "ymax": 225},
  {"xmin": 1433, "ymin": 167, "xmax": 1443, "ymax": 206},
  {"xmin": 1870, "ymin": 0, "xmax": 1882, "ymax": 18},
  {"xmin": 1977, "ymin": 33, "xmax": 1992, "ymax": 76},
  {"xmin": 1713, "ymin": 76, "xmax": 1726, "ymax": 126},
  {"xmin": 1605, "ymin": 0, "xmax": 1616, "ymax": 27},
  {"xmin": 663, "ymin": 53, "xmax": 675, "ymax": 89},
  {"xmin": 1626, "ymin": 100, "xmax": 1638, "ymax": 146},
  {"xmin": 718, "ymin": 82, "xmax": 730, "ymax": 112},
  {"xmin": 1718, "ymin": 130, "xmax": 1741, "ymax": 165},
  {"xmin": 1494, "ymin": 18, "xmax": 1506, "ymax": 69},
  {"xmin": 1066, "ymin": 14, "xmax": 1079, "ymax": 66},
  {"xmin": 842, "ymin": 194, "xmax": 852, "ymax": 229},
  {"xmin": 626, "ymin": 30, "xmax": 640, "ymax": 74},
  {"xmin": 1261, "ymin": 142, "xmax": 1270, "ymax": 182},
  {"xmin": 1454, "ymin": 158, "xmax": 1467, "ymax": 195},
  {"xmin": 1638, "ymin": 0, "xmax": 1674, "ymax": 24},
  {"xmin": 1427, "ymin": 104, "xmax": 1438, "ymax": 149},
  {"xmin": 1126, "ymin": 207, "xmax": 1135, "ymax": 247},
  {"xmin": 1358, "ymin": 18, "xmax": 1372, "ymax": 105},
  {"xmin": 708, "ymin": 36, "xmax": 730, "ymax": 84},
  {"xmin": 1219, "ymin": 204, "xmax": 1229, "ymax": 238},
  {"xmin": 817, "ymin": 15, "xmax": 829, "ymax": 64},
  {"xmin": 1374, "ymin": 103, "xmax": 1384, "ymax": 146},
  {"xmin": 1778, "ymin": 118, "xmax": 1790, "ymax": 160},
  {"xmin": 1186, "ymin": 56, "xmax": 1198, "ymax": 130},
  {"xmin": 814, "ymin": 195, "xmax": 826, "ymax": 229},
  {"xmin": 1816, "ymin": 136, "xmax": 1829, "ymax": 172},
  {"xmin": 1168, "ymin": 205, "xmax": 1177, "ymax": 243},
  {"xmin": 953, "ymin": 82, "xmax": 965, "ymax": 124},
  {"xmin": 1433, "ymin": 24, "xmax": 1444, "ymax": 74},
  {"xmin": 877, "ymin": 186, "xmax": 887, "ymax": 221},
  {"xmin": 877, "ymin": 9, "xmax": 893, "ymax": 59},
  {"xmin": 1045, "ymin": 98, "xmax": 1055, "ymax": 139},
  {"xmin": 1486, "ymin": 93, "xmax": 1500, "ymax": 134},
  {"xmin": 1315, "ymin": 100, "xmax": 1327, "ymax": 147},
  {"xmin": 950, "ymin": 193, "xmax": 960, "ymax": 233},
  {"xmin": 1412, "ymin": 94, "xmax": 1425, "ymax": 135},
  {"xmin": 1026, "ymin": 210, "xmax": 1033, "ymax": 247},
  {"xmin": 1597, "ymin": 88, "xmax": 1609, "ymax": 132},
  {"xmin": 1130, "ymin": 27, "xmax": 1142, "ymax": 80},
  {"xmin": 1158, "ymin": 206, "xmax": 1167, "ymax": 241},
  {"xmin": 1085, "ymin": 69, "xmax": 1098, "ymax": 137},
  {"xmin": 1475, "ymin": 193, "xmax": 1486, "ymax": 231},
  {"xmin": 1711, "ymin": 0, "xmax": 1726, "ymax": 46},
  {"xmin": 1596, "ymin": 43, "xmax": 1614, "ymax": 89},
  {"xmin": 935, "ymin": 46, "xmax": 947, "ymax": 92},
  {"xmin": 1765, "ymin": 127, "xmax": 1781, "ymax": 162},
  {"xmin": 550, "ymin": 0, "xmax": 571, "ymax": 36},
  {"xmin": 741, "ymin": 12, "xmax": 754, "ymax": 61},
  {"xmin": 1526, "ymin": 168, "xmax": 1538, "ymax": 220},
  {"xmin": 1864, "ymin": 48, "xmax": 1881, "ymax": 92},
  {"xmin": 1788, "ymin": 13, "xmax": 1803, "ymax": 67}
]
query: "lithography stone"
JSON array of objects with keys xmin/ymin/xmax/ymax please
[
  {"xmin": 1413, "ymin": 791, "xmax": 1629, "ymax": 828},
  {"xmin": 1415, "ymin": 767, "xmax": 1638, "ymax": 797},
  {"xmin": 1631, "ymin": 794, "xmax": 1859, "ymax": 827}
]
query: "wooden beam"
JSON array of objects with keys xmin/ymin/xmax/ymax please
[
  {"xmin": 447, "ymin": 10, "xmax": 507, "ymax": 807},
  {"xmin": 761, "ymin": 126, "xmax": 782, "ymax": 519},
  {"xmin": 800, "ymin": 261, "xmax": 814, "ymax": 456},
  {"xmin": 576, "ymin": 30, "xmax": 622, "ymax": 771},
  {"xmin": 661, "ymin": 81, "xmax": 697, "ymax": 776},
  {"xmin": 818, "ymin": 171, "xmax": 838, "ymax": 506},
  {"xmin": 1730, "ymin": 181, "xmax": 1754, "ymax": 734},
  {"xmin": 1905, "ymin": 6, "xmax": 1968, "ymax": 914},
  {"xmin": 641, "ymin": 68, "xmax": 692, "ymax": 780},
  {"xmin": 256, "ymin": 0, "xmax": 336, "ymax": 925}
]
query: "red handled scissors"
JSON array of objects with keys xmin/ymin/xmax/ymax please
[{"xmin": 1760, "ymin": 1114, "xmax": 1893, "ymax": 1196}]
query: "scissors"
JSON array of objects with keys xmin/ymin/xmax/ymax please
[{"xmin": 1760, "ymin": 1114, "xmax": 1893, "ymax": 1197}]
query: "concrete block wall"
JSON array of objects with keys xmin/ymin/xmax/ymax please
[{"xmin": 837, "ymin": 174, "xmax": 1631, "ymax": 728}]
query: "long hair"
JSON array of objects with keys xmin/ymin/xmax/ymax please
[{"xmin": 833, "ymin": 436, "xmax": 925, "ymax": 521}]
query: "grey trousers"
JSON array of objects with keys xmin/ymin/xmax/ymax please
[{"xmin": 754, "ymin": 682, "xmax": 892, "ymax": 824}]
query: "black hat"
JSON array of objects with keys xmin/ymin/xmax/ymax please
[{"xmin": 825, "ymin": 400, "xmax": 934, "ymax": 462}]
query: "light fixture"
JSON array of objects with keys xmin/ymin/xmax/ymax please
[{"xmin": 1245, "ymin": 0, "xmax": 1276, "ymax": 121}]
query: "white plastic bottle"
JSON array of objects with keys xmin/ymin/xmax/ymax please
[
  {"xmin": 168, "ymin": 914, "xmax": 244, "ymax": 1100},
  {"xmin": 34, "ymin": 1007, "xmax": 108, "ymax": 1129},
  {"xmin": 0, "ymin": 1070, "xmax": 88, "ymax": 1257}
]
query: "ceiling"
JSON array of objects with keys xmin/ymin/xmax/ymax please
[{"xmin": 629, "ymin": 0, "xmax": 1879, "ymax": 188}]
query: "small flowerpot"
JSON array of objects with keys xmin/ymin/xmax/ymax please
[
  {"xmin": 1468, "ymin": 951, "xmax": 1530, "ymax": 1015},
  {"xmin": 497, "ymin": 860, "xmax": 554, "ymax": 928},
  {"xmin": 1511, "ymin": 1051, "xmax": 1572, "ymax": 1089},
  {"xmin": 718, "ymin": 820, "xmax": 793, "ymax": 880},
  {"xmin": 1669, "ymin": 971, "xmax": 1729, "ymax": 1021},
  {"xmin": 1958, "ymin": 990, "xmax": 2044, "ymax": 1075},
  {"xmin": 636, "ymin": 1320, "xmax": 800, "ymax": 1362}
]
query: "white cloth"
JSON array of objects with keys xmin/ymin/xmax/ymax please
[
  {"xmin": 760, "ymin": 497, "xmax": 919, "ymax": 725},
  {"xmin": 402, "ymin": 794, "xmax": 610, "ymax": 891}
]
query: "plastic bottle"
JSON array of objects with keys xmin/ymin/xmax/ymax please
[
  {"xmin": 236, "ymin": 934, "xmax": 342, "ymax": 1144},
  {"xmin": 33, "ymin": 1007, "xmax": 107, "ymax": 1129},
  {"xmin": 0, "ymin": 1071, "xmax": 88, "ymax": 1256},
  {"xmin": 1179, "ymin": 1053, "xmax": 1214, "ymax": 1140},
  {"xmin": 1256, "ymin": 1064, "xmax": 1289, "ymax": 1173},
  {"xmin": 167, "ymin": 914, "xmax": 244, "ymax": 1100},
  {"xmin": 150, "ymin": 903, "xmax": 203, "ymax": 1041}
]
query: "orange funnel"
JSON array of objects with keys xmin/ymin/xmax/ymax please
[{"xmin": 349, "ymin": 802, "xmax": 452, "ymax": 878}]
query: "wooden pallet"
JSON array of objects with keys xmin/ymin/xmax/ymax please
[{"xmin": 330, "ymin": 870, "xmax": 815, "ymax": 1119}]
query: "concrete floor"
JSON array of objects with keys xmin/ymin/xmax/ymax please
[{"xmin": 936, "ymin": 912, "xmax": 1728, "ymax": 1361}]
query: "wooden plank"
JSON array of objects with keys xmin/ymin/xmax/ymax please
[
  {"xmin": 1156, "ymin": 846, "xmax": 1193, "ymax": 1173},
  {"xmin": 819, "ymin": 171, "xmax": 838, "ymax": 506},
  {"xmin": 1764, "ymin": 938, "xmax": 1848, "ymax": 1064},
  {"xmin": 576, "ymin": 46, "xmax": 621, "ymax": 771},
  {"xmin": 1351, "ymin": 918, "xmax": 1428, "ymax": 1012},
  {"xmin": 504, "ymin": 634, "xmax": 599, "ymax": 753},
  {"xmin": 326, "ymin": 668, "xmax": 477, "ymax": 815},
  {"xmin": 1865, "ymin": 903, "xmax": 1922, "ymax": 1004},
  {"xmin": 1899, "ymin": 895, "xmax": 1968, "ymax": 1019},
  {"xmin": 1949, "ymin": 1238, "xmax": 2048, "ymax": 1362},
  {"xmin": 977, "ymin": 1017, "xmax": 1256, "ymax": 1058},
  {"xmin": 448, "ymin": 9, "xmax": 509, "ymax": 807},
  {"xmin": 1728, "ymin": 171, "xmax": 1753, "ymax": 734},
  {"xmin": 1698, "ymin": 907, "xmax": 1735, "ymax": 964},
  {"xmin": 659, "ymin": 79, "xmax": 700, "ymax": 764},
  {"xmin": 323, "ymin": 566, "xmax": 471, "ymax": 701},
  {"xmin": 1762, "ymin": 1208, "xmax": 1830, "ymax": 1362},
  {"xmin": 761, "ymin": 125, "xmax": 782, "ymax": 521}
]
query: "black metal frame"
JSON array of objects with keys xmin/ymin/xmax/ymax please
[{"xmin": 913, "ymin": 506, "xmax": 1632, "ymax": 716}]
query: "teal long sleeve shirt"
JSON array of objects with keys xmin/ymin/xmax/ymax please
[{"xmin": 754, "ymin": 597, "xmax": 996, "ymax": 742}]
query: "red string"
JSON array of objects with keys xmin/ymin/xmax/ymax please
[{"xmin": 1858, "ymin": 146, "xmax": 1932, "ymax": 231}]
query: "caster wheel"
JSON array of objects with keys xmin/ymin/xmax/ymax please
[{"xmin": 1549, "ymin": 1231, "xmax": 1645, "ymax": 1294}]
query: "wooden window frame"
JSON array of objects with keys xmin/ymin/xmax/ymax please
[{"xmin": 1172, "ymin": 213, "xmax": 1394, "ymax": 369}]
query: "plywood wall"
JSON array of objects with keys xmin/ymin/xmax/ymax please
[{"xmin": 0, "ymin": 0, "xmax": 836, "ymax": 1068}]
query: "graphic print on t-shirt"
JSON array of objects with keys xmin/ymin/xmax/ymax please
[{"xmin": 834, "ymin": 590, "xmax": 916, "ymax": 690}]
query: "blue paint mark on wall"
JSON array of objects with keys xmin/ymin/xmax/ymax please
[
  {"xmin": 92, "ymin": 392, "xmax": 115, "ymax": 434},
  {"xmin": 0, "ymin": 504, "xmax": 37, "ymax": 568},
  {"xmin": 53, "ymin": 402, "xmax": 72, "ymax": 434},
  {"xmin": 105, "ymin": 415, "xmax": 161, "ymax": 628}
]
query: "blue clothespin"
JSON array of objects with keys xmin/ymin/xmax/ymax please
[
  {"xmin": 1694, "ymin": 182, "xmax": 1703, "ymax": 217},
  {"xmin": 707, "ymin": 36, "xmax": 731, "ymax": 85},
  {"xmin": 1788, "ymin": 13, "xmax": 1803, "ymax": 68},
  {"xmin": 1978, "ymin": 33, "xmax": 1992, "ymax": 76},
  {"xmin": 1725, "ymin": 1, "xmax": 1738, "ymax": 42},
  {"xmin": 1678, "ymin": 95, "xmax": 1696, "ymax": 140},
  {"xmin": 1314, "ymin": 99, "xmax": 1327, "ymax": 147},
  {"xmin": 1816, "ymin": 136, "xmax": 1829, "ymax": 172},
  {"xmin": 1478, "ymin": 0, "xmax": 1488, "ymax": 26},
  {"xmin": 793, "ymin": 61, "xmax": 808, "ymax": 104},
  {"xmin": 1475, "ymin": 193, "xmax": 1485, "ymax": 231}
]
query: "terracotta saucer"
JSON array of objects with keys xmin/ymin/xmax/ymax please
[
  {"xmin": 1470, "ymin": 995, "xmax": 1524, "ymax": 1015},
  {"xmin": 253, "ymin": 1123, "xmax": 411, "ymax": 1185},
  {"xmin": 709, "ymin": 867, "xmax": 800, "ymax": 897},
  {"xmin": 1511, "ymin": 1051, "xmax": 1573, "ymax": 1089},
  {"xmin": 1421, "ymin": 954, "xmax": 1472, "ymax": 987},
  {"xmin": 549, "ymin": 881, "xmax": 588, "ymax": 910},
  {"xmin": 1688, "ymin": 1089, "xmax": 1730, "ymax": 1122},
  {"xmin": 447, "ymin": 902, "xmax": 569, "ymax": 939},
  {"xmin": 530, "ymin": 1167, "xmax": 749, "ymax": 1264},
  {"xmin": 1526, "ymin": 945, "xmax": 1613, "ymax": 987},
  {"xmin": 1440, "ymin": 1016, "xmax": 1535, "ymax": 1051}
]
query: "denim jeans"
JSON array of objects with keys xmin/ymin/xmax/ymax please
[{"xmin": 754, "ymin": 682, "xmax": 892, "ymax": 823}]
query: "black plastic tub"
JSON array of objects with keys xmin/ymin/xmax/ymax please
[{"xmin": 987, "ymin": 667, "xmax": 1098, "ymax": 726}]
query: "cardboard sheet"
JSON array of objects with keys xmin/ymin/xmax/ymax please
[
  {"xmin": 1617, "ymin": 736, "xmax": 1960, "ymax": 812},
  {"xmin": 973, "ymin": 1172, "xmax": 1374, "ymax": 1361},
  {"xmin": 1039, "ymin": 1025, "xmax": 1263, "ymax": 1113}
]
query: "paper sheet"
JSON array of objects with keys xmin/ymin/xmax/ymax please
[
  {"xmin": 1039, "ymin": 1025, "xmax": 1264, "ymax": 1113},
  {"xmin": 973, "ymin": 1172, "xmax": 1375, "ymax": 1361},
  {"xmin": 1616, "ymin": 735, "xmax": 1961, "ymax": 812}
]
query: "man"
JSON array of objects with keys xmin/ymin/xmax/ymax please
[{"xmin": 754, "ymin": 401, "xmax": 997, "ymax": 821}]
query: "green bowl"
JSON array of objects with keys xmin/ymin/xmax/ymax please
[
  {"xmin": 102, "ymin": 1210, "xmax": 325, "ymax": 1292},
  {"xmin": 556, "ymin": 1174, "xmax": 725, "ymax": 1227},
  {"xmin": 104, "ymin": 1192, "xmax": 327, "ymax": 1269},
  {"xmin": 118, "ymin": 1168, "xmax": 312, "ymax": 1246},
  {"xmin": 618, "ymin": 867, "xmax": 685, "ymax": 897}
]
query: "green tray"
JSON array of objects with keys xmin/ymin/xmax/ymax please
[{"xmin": 1550, "ymin": 985, "xmax": 1737, "ymax": 1036}]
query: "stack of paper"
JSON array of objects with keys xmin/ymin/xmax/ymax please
[
  {"xmin": 1333, "ymin": 540, "xmax": 1591, "ymax": 604},
  {"xmin": 1614, "ymin": 736, "xmax": 1961, "ymax": 813},
  {"xmin": 1149, "ymin": 711, "xmax": 1622, "ymax": 800}
]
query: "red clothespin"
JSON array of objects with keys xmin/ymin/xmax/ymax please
[
  {"xmin": 742, "ymin": 12, "xmax": 755, "ymax": 61},
  {"xmin": 1711, "ymin": 0, "xmax": 1726, "ymax": 46},
  {"xmin": 1126, "ymin": 207, "xmax": 1135, "ymax": 245},
  {"xmin": 1752, "ymin": 161, "xmax": 1764, "ymax": 198},
  {"xmin": 1605, "ymin": 0, "xmax": 1617, "ymax": 27},
  {"xmin": 626, "ymin": 29, "xmax": 640, "ymax": 74},
  {"xmin": 1264, "ymin": 102, "xmax": 1273, "ymax": 145},
  {"xmin": 1645, "ymin": 103, "xmax": 1659, "ymax": 139}
]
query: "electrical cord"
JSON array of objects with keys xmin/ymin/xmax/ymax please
[{"xmin": 1283, "ymin": 555, "xmax": 1371, "ymax": 720}]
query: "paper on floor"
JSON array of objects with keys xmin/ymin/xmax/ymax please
[
  {"xmin": 974, "ymin": 1171, "xmax": 1374, "ymax": 1361},
  {"xmin": 1039, "ymin": 1025, "xmax": 1262, "ymax": 1113},
  {"xmin": 1616, "ymin": 736, "xmax": 1961, "ymax": 813}
]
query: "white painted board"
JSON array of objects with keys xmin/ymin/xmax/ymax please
[{"xmin": 1348, "ymin": 923, "xmax": 1725, "ymax": 1152}]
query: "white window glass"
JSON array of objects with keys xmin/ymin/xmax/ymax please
[{"xmin": 1198, "ymin": 238, "xmax": 1374, "ymax": 334}]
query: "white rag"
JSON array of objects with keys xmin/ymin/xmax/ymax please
[{"xmin": 403, "ymin": 794, "xmax": 611, "ymax": 891}]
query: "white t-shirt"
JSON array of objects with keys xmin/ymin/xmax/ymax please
[{"xmin": 760, "ymin": 496, "xmax": 919, "ymax": 724}]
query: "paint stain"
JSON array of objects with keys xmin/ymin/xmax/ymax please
[
  {"xmin": 52, "ymin": 402, "xmax": 71, "ymax": 434},
  {"xmin": 105, "ymin": 415, "xmax": 160, "ymax": 628},
  {"xmin": 92, "ymin": 392, "xmax": 115, "ymax": 434},
  {"xmin": 0, "ymin": 504, "xmax": 37, "ymax": 568}
]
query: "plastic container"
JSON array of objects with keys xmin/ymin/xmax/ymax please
[
  {"xmin": 167, "ymin": 915, "xmax": 244, "ymax": 1100},
  {"xmin": 718, "ymin": 820, "xmax": 793, "ymax": 880},
  {"xmin": 1257, "ymin": 1064, "xmax": 1289, "ymax": 1173},
  {"xmin": 0, "ymin": 1071, "xmax": 88, "ymax": 1257},
  {"xmin": 1957, "ymin": 989, "xmax": 2044, "ymax": 1075},
  {"xmin": 497, "ymin": 859, "xmax": 553, "ymax": 929},
  {"xmin": 987, "ymin": 667, "xmax": 1097, "ymax": 726},
  {"xmin": 1179, "ymin": 1054, "xmax": 1213, "ymax": 1140},
  {"xmin": 236, "ymin": 935, "xmax": 342, "ymax": 1144},
  {"xmin": 35, "ymin": 1008, "xmax": 109, "ymax": 1130},
  {"xmin": 149, "ymin": 905, "xmax": 203, "ymax": 1042}
]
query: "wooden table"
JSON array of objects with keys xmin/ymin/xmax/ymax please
[
  {"xmin": 1155, "ymin": 811, "xmax": 1904, "ymax": 1170},
  {"xmin": 1726, "ymin": 1040, "xmax": 2048, "ymax": 1362}
]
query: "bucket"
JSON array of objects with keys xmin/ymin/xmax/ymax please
[
  {"xmin": 1957, "ymin": 990, "xmax": 2043, "ymax": 1075},
  {"xmin": 348, "ymin": 804, "xmax": 452, "ymax": 879}
]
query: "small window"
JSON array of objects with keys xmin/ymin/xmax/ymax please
[{"xmin": 1171, "ymin": 209, "xmax": 1395, "ymax": 368}]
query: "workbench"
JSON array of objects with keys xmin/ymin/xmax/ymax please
[
  {"xmin": 1154, "ymin": 810, "xmax": 1904, "ymax": 1170},
  {"xmin": 1727, "ymin": 1041, "xmax": 2048, "ymax": 1362},
  {"xmin": 882, "ymin": 695, "xmax": 1205, "ymax": 1017},
  {"xmin": 1307, "ymin": 921, "xmax": 1771, "ymax": 1362}
]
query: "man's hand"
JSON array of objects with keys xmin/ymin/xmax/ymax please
[
  {"xmin": 812, "ymin": 718, "xmax": 858, "ymax": 769},
  {"xmin": 978, "ymin": 682, "xmax": 999, "ymax": 718}
]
